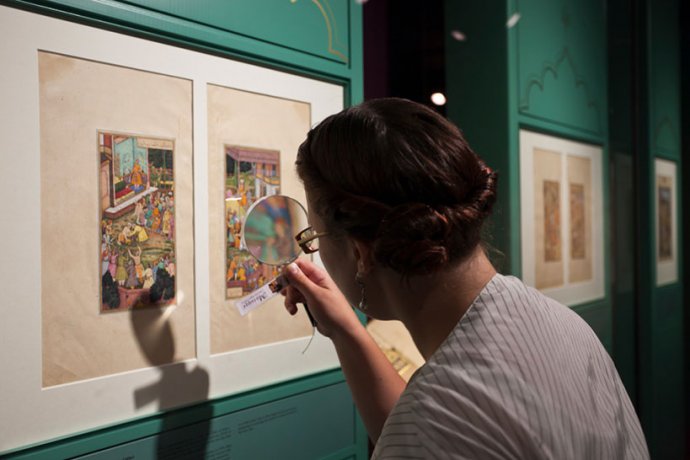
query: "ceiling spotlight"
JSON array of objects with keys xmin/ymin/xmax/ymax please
[
  {"xmin": 355, "ymin": 0, "xmax": 369, "ymax": 4},
  {"xmin": 431, "ymin": 92, "xmax": 447, "ymax": 106},
  {"xmin": 450, "ymin": 30, "xmax": 466, "ymax": 42}
]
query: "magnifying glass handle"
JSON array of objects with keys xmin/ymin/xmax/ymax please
[{"xmin": 303, "ymin": 303, "xmax": 317, "ymax": 327}]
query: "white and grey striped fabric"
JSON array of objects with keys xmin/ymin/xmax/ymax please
[{"xmin": 371, "ymin": 274, "xmax": 649, "ymax": 460}]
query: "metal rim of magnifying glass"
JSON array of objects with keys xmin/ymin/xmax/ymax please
[{"xmin": 240, "ymin": 194, "xmax": 309, "ymax": 266}]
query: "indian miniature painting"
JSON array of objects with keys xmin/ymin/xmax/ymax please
[
  {"xmin": 99, "ymin": 132, "xmax": 176, "ymax": 312},
  {"xmin": 657, "ymin": 176, "xmax": 673, "ymax": 261},
  {"xmin": 543, "ymin": 180, "xmax": 562, "ymax": 262},
  {"xmin": 569, "ymin": 183, "xmax": 586, "ymax": 260},
  {"xmin": 225, "ymin": 146, "xmax": 281, "ymax": 298}
]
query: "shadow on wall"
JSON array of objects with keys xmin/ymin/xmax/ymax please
[{"xmin": 131, "ymin": 307, "xmax": 211, "ymax": 459}]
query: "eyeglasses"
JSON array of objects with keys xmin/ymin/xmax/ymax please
[{"xmin": 295, "ymin": 226, "xmax": 329, "ymax": 254}]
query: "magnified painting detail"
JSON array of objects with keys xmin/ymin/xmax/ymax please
[
  {"xmin": 543, "ymin": 180, "xmax": 562, "ymax": 262},
  {"xmin": 657, "ymin": 177, "xmax": 672, "ymax": 261},
  {"xmin": 570, "ymin": 183, "xmax": 586, "ymax": 260},
  {"xmin": 244, "ymin": 196, "xmax": 304, "ymax": 264},
  {"xmin": 99, "ymin": 132, "xmax": 176, "ymax": 313},
  {"xmin": 225, "ymin": 146, "xmax": 281, "ymax": 298}
]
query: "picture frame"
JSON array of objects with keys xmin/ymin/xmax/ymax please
[
  {"xmin": 206, "ymin": 85, "xmax": 318, "ymax": 355},
  {"xmin": 0, "ymin": 5, "xmax": 343, "ymax": 453},
  {"xmin": 654, "ymin": 158, "xmax": 678, "ymax": 286},
  {"xmin": 519, "ymin": 129, "xmax": 605, "ymax": 306}
]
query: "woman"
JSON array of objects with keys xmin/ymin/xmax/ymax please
[{"xmin": 281, "ymin": 98, "xmax": 648, "ymax": 459}]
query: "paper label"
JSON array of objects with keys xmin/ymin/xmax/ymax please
[{"xmin": 235, "ymin": 275, "xmax": 289, "ymax": 316}]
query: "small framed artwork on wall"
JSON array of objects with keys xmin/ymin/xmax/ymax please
[
  {"xmin": 654, "ymin": 158, "xmax": 678, "ymax": 286},
  {"xmin": 519, "ymin": 130, "xmax": 605, "ymax": 306}
]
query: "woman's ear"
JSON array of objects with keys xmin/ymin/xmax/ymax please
[{"xmin": 351, "ymin": 238, "xmax": 375, "ymax": 274}]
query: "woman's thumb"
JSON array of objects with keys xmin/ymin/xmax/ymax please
[{"xmin": 283, "ymin": 262, "xmax": 318, "ymax": 296}]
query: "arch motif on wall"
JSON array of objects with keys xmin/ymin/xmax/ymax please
[
  {"xmin": 520, "ymin": 47, "xmax": 602, "ymax": 133},
  {"xmin": 291, "ymin": 0, "xmax": 348, "ymax": 63}
]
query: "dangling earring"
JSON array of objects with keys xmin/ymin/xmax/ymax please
[{"xmin": 355, "ymin": 272, "xmax": 367, "ymax": 311}]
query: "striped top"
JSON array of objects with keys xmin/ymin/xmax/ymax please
[{"xmin": 371, "ymin": 274, "xmax": 648, "ymax": 460}]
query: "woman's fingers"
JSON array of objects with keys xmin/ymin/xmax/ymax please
[
  {"xmin": 282, "ymin": 262, "xmax": 319, "ymax": 297},
  {"xmin": 283, "ymin": 286, "xmax": 304, "ymax": 316},
  {"xmin": 280, "ymin": 258, "xmax": 361, "ymax": 339},
  {"xmin": 293, "ymin": 259, "xmax": 333, "ymax": 289}
]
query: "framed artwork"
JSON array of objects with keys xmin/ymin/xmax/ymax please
[
  {"xmin": 37, "ymin": 51, "xmax": 196, "ymax": 389},
  {"xmin": 520, "ymin": 130, "xmax": 605, "ymax": 306},
  {"xmin": 207, "ymin": 85, "xmax": 315, "ymax": 355},
  {"xmin": 655, "ymin": 158, "xmax": 678, "ymax": 286},
  {"xmin": 0, "ymin": 5, "xmax": 342, "ymax": 453}
]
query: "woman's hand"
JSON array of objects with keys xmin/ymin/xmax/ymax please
[
  {"xmin": 282, "ymin": 259, "xmax": 405, "ymax": 443},
  {"xmin": 281, "ymin": 258, "xmax": 362, "ymax": 340}
]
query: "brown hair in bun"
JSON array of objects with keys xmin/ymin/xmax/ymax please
[{"xmin": 296, "ymin": 98, "xmax": 497, "ymax": 276}]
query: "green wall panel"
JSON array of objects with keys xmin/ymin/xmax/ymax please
[
  {"xmin": 517, "ymin": 0, "xmax": 607, "ymax": 138},
  {"xmin": 607, "ymin": 0, "xmax": 638, "ymax": 400},
  {"xmin": 4, "ymin": 371, "xmax": 367, "ymax": 459},
  {"xmin": 638, "ymin": 0, "xmax": 685, "ymax": 457},
  {"xmin": 5, "ymin": 0, "xmax": 358, "ymax": 83},
  {"xmin": 648, "ymin": 0, "xmax": 681, "ymax": 159},
  {"xmin": 447, "ymin": 0, "xmax": 612, "ymax": 348},
  {"xmin": 70, "ymin": 381, "xmax": 356, "ymax": 460},
  {"xmin": 643, "ymin": 286, "xmax": 685, "ymax": 459},
  {"xmin": 446, "ymin": 0, "xmax": 516, "ymax": 274},
  {"xmin": 118, "ymin": 0, "xmax": 351, "ymax": 65}
]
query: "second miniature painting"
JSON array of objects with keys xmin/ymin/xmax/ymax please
[{"xmin": 225, "ymin": 146, "xmax": 281, "ymax": 298}]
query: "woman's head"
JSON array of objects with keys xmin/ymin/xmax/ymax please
[{"xmin": 296, "ymin": 98, "xmax": 497, "ymax": 277}]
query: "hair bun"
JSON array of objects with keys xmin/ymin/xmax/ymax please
[
  {"xmin": 373, "ymin": 167, "xmax": 497, "ymax": 276},
  {"xmin": 453, "ymin": 167, "xmax": 498, "ymax": 227},
  {"xmin": 475, "ymin": 167, "xmax": 498, "ymax": 214},
  {"xmin": 374, "ymin": 203, "xmax": 452, "ymax": 275}
]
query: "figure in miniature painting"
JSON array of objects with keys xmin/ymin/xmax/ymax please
[
  {"xmin": 225, "ymin": 146, "xmax": 281, "ymax": 298},
  {"xmin": 99, "ymin": 132, "xmax": 176, "ymax": 312}
]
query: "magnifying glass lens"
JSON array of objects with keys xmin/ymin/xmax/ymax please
[
  {"xmin": 239, "ymin": 194, "xmax": 319, "ymax": 331},
  {"xmin": 243, "ymin": 195, "xmax": 309, "ymax": 265}
]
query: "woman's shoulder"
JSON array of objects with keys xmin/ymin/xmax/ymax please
[
  {"xmin": 468, "ymin": 273, "xmax": 596, "ymax": 336},
  {"xmin": 377, "ymin": 367, "xmax": 532, "ymax": 459}
]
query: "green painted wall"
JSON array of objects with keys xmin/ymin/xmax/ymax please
[
  {"xmin": 446, "ymin": 0, "xmax": 611, "ymax": 346},
  {"xmin": 608, "ymin": 0, "xmax": 638, "ymax": 408},
  {"xmin": 445, "ymin": 0, "xmax": 514, "ymax": 273},
  {"xmin": 1, "ymin": 1, "xmax": 366, "ymax": 458},
  {"xmin": 4, "ymin": 371, "xmax": 367, "ymax": 459},
  {"xmin": 639, "ymin": 0, "xmax": 684, "ymax": 457},
  {"xmin": 517, "ymin": 0, "xmax": 606, "ymax": 138},
  {"xmin": 119, "ymin": 0, "xmax": 351, "ymax": 65},
  {"xmin": 4, "ymin": 0, "xmax": 362, "ymax": 93},
  {"xmin": 447, "ymin": 0, "xmax": 685, "ymax": 457}
]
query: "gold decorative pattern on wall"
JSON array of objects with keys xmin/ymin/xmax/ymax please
[
  {"xmin": 291, "ymin": 0, "xmax": 348, "ymax": 63},
  {"xmin": 520, "ymin": 46, "xmax": 601, "ymax": 129},
  {"xmin": 515, "ymin": 0, "xmax": 605, "ymax": 135}
]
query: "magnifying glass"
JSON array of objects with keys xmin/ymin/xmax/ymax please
[{"xmin": 238, "ymin": 194, "xmax": 317, "ymax": 327}]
